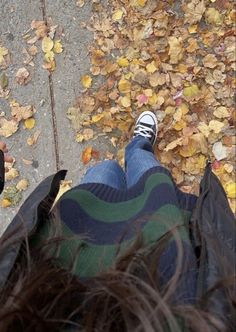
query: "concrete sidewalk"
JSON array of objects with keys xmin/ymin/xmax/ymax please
[{"xmin": 0, "ymin": 0, "xmax": 107, "ymax": 235}]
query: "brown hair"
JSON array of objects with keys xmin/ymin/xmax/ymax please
[{"xmin": 0, "ymin": 214, "xmax": 235, "ymax": 332}]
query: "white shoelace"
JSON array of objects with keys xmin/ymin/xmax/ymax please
[{"xmin": 134, "ymin": 124, "xmax": 154, "ymax": 139}]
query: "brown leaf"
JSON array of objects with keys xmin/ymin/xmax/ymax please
[
  {"xmin": 16, "ymin": 67, "xmax": 31, "ymax": 85},
  {"xmin": 82, "ymin": 146, "xmax": 93, "ymax": 165}
]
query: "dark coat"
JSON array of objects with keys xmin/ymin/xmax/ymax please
[{"xmin": 0, "ymin": 151, "xmax": 235, "ymax": 322}]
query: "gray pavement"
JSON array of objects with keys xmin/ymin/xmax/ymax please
[{"xmin": 0, "ymin": 0, "xmax": 110, "ymax": 235}]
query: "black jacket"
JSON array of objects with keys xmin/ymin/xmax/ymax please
[{"xmin": 0, "ymin": 152, "xmax": 235, "ymax": 322}]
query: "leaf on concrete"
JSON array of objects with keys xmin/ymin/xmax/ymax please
[
  {"xmin": 16, "ymin": 179, "xmax": 29, "ymax": 191},
  {"xmin": 0, "ymin": 118, "xmax": 18, "ymax": 137},
  {"xmin": 27, "ymin": 130, "xmax": 41, "ymax": 145},
  {"xmin": 82, "ymin": 146, "xmax": 93, "ymax": 164},
  {"xmin": 16, "ymin": 67, "xmax": 31, "ymax": 85},
  {"xmin": 42, "ymin": 36, "xmax": 54, "ymax": 53},
  {"xmin": 81, "ymin": 75, "xmax": 93, "ymax": 88},
  {"xmin": 10, "ymin": 101, "xmax": 35, "ymax": 122},
  {"xmin": 53, "ymin": 40, "xmax": 63, "ymax": 54},
  {"xmin": 24, "ymin": 118, "xmax": 36, "ymax": 129}
]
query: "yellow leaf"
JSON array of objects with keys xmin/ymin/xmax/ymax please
[
  {"xmin": 117, "ymin": 57, "xmax": 129, "ymax": 67},
  {"xmin": 188, "ymin": 25, "xmax": 198, "ymax": 34},
  {"xmin": 209, "ymin": 120, "xmax": 224, "ymax": 134},
  {"xmin": 0, "ymin": 198, "xmax": 11, "ymax": 208},
  {"xmin": 147, "ymin": 93, "xmax": 157, "ymax": 106},
  {"xmin": 81, "ymin": 75, "xmax": 92, "ymax": 88},
  {"xmin": 5, "ymin": 168, "xmax": 19, "ymax": 181},
  {"xmin": 42, "ymin": 36, "xmax": 54, "ymax": 53},
  {"xmin": 0, "ymin": 46, "xmax": 8, "ymax": 65},
  {"xmin": 173, "ymin": 119, "xmax": 187, "ymax": 131},
  {"xmin": 120, "ymin": 96, "xmax": 131, "ymax": 108},
  {"xmin": 53, "ymin": 40, "xmax": 63, "ymax": 53},
  {"xmin": 24, "ymin": 118, "xmax": 35, "ymax": 129},
  {"xmin": 146, "ymin": 61, "xmax": 157, "ymax": 73},
  {"xmin": 179, "ymin": 103, "xmax": 189, "ymax": 115},
  {"xmin": 198, "ymin": 122, "xmax": 210, "ymax": 138},
  {"xmin": 183, "ymin": 84, "xmax": 200, "ymax": 98},
  {"xmin": 91, "ymin": 114, "xmax": 104, "ymax": 123},
  {"xmin": 0, "ymin": 118, "xmax": 18, "ymax": 137},
  {"xmin": 16, "ymin": 179, "xmax": 29, "ymax": 191},
  {"xmin": 131, "ymin": 0, "xmax": 147, "ymax": 7},
  {"xmin": 179, "ymin": 141, "xmax": 197, "ymax": 157},
  {"xmin": 213, "ymin": 106, "xmax": 230, "ymax": 119},
  {"xmin": 205, "ymin": 8, "xmax": 222, "ymax": 26},
  {"xmin": 225, "ymin": 182, "xmax": 236, "ymax": 199},
  {"xmin": 118, "ymin": 78, "xmax": 131, "ymax": 94},
  {"xmin": 112, "ymin": 9, "xmax": 124, "ymax": 21},
  {"xmin": 44, "ymin": 51, "xmax": 55, "ymax": 63}
]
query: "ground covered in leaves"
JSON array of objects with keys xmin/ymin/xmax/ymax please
[
  {"xmin": 70, "ymin": 0, "xmax": 235, "ymax": 211},
  {"xmin": 0, "ymin": 0, "xmax": 235, "ymax": 212}
]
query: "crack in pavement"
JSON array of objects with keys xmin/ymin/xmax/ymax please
[{"xmin": 40, "ymin": 0, "xmax": 60, "ymax": 171}]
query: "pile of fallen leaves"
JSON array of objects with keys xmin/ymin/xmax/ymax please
[{"xmin": 69, "ymin": 0, "xmax": 235, "ymax": 211}]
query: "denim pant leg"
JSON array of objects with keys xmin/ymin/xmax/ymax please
[
  {"xmin": 80, "ymin": 160, "xmax": 126, "ymax": 190},
  {"xmin": 125, "ymin": 136, "xmax": 161, "ymax": 188}
]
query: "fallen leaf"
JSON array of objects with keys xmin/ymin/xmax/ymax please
[
  {"xmin": 202, "ymin": 54, "xmax": 218, "ymax": 68},
  {"xmin": 120, "ymin": 96, "xmax": 131, "ymax": 108},
  {"xmin": 0, "ymin": 118, "xmax": 18, "ymax": 137},
  {"xmin": 149, "ymin": 72, "xmax": 166, "ymax": 87},
  {"xmin": 16, "ymin": 179, "xmax": 29, "ymax": 191},
  {"xmin": 0, "ymin": 198, "xmax": 11, "ymax": 208},
  {"xmin": 28, "ymin": 45, "xmax": 38, "ymax": 56},
  {"xmin": 27, "ymin": 130, "xmax": 41, "ymax": 145},
  {"xmin": 213, "ymin": 106, "xmax": 230, "ymax": 119},
  {"xmin": 42, "ymin": 36, "xmax": 54, "ymax": 53},
  {"xmin": 53, "ymin": 40, "xmax": 63, "ymax": 54},
  {"xmin": 0, "ymin": 46, "xmax": 8, "ymax": 66},
  {"xmin": 5, "ymin": 168, "xmax": 19, "ymax": 181},
  {"xmin": 212, "ymin": 142, "xmax": 227, "ymax": 160},
  {"xmin": 224, "ymin": 163, "xmax": 233, "ymax": 174},
  {"xmin": 0, "ymin": 73, "xmax": 8, "ymax": 89},
  {"xmin": 24, "ymin": 118, "xmax": 36, "ymax": 129},
  {"xmin": 225, "ymin": 182, "xmax": 236, "ymax": 199},
  {"xmin": 118, "ymin": 78, "xmax": 131, "ymax": 93},
  {"xmin": 3, "ymin": 185, "xmax": 22, "ymax": 207},
  {"xmin": 10, "ymin": 101, "xmax": 34, "ymax": 122},
  {"xmin": 16, "ymin": 67, "xmax": 31, "ymax": 85},
  {"xmin": 117, "ymin": 57, "xmax": 129, "ymax": 67},
  {"xmin": 164, "ymin": 137, "xmax": 183, "ymax": 151},
  {"xmin": 112, "ymin": 9, "xmax": 124, "ymax": 21},
  {"xmin": 44, "ymin": 51, "xmax": 55, "ymax": 63},
  {"xmin": 82, "ymin": 146, "xmax": 93, "ymax": 164},
  {"xmin": 76, "ymin": 128, "xmax": 94, "ymax": 142},
  {"xmin": 184, "ymin": 0, "xmax": 206, "ymax": 25},
  {"xmin": 168, "ymin": 37, "xmax": 183, "ymax": 64},
  {"xmin": 22, "ymin": 158, "xmax": 33, "ymax": 165},
  {"xmin": 205, "ymin": 7, "xmax": 222, "ymax": 25},
  {"xmin": 208, "ymin": 120, "xmax": 224, "ymax": 134},
  {"xmin": 81, "ymin": 75, "xmax": 93, "ymax": 88},
  {"xmin": 183, "ymin": 84, "xmax": 200, "ymax": 99}
]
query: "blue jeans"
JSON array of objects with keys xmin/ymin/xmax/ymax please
[{"xmin": 80, "ymin": 136, "xmax": 161, "ymax": 189}]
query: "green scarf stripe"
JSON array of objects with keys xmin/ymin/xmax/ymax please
[
  {"xmin": 56, "ymin": 205, "xmax": 190, "ymax": 277},
  {"xmin": 62, "ymin": 173, "xmax": 174, "ymax": 222}
]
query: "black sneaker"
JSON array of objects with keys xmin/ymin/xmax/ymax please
[{"xmin": 133, "ymin": 111, "xmax": 158, "ymax": 146}]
